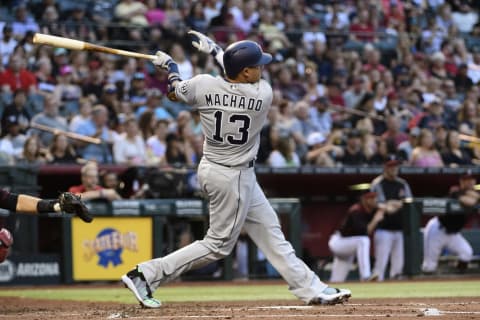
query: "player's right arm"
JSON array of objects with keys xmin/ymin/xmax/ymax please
[{"xmin": 151, "ymin": 51, "xmax": 182, "ymax": 102}]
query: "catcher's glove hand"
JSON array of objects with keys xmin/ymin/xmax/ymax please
[{"xmin": 59, "ymin": 192, "xmax": 93, "ymax": 223}]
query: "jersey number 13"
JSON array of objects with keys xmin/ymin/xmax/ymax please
[{"xmin": 213, "ymin": 111, "xmax": 250, "ymax": 145}]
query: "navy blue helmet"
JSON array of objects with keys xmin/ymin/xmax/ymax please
[{"xmin": 223, "ymin": 40, "xmax": 272, "ymax": 79}]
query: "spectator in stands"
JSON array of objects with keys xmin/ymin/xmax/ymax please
[
  {"xmin": 128, "ymin": 72, "xmax": 149, "ymax": 112},
  {"xmin": 138, "ymin": 110, "xmax": 156, "ymax": 142},
  {"xmin": 1, "ymin": 89, "xmax": 31, "ymax": 134},
  {"xmin": 273, "ymin": 66, "xmax": 306, "ymax": 103},
  {"xmin": 467, "ymin": 49, "xmax": 480, "ymax": 85},
  {"xmin": 53, "ymin": 65, "xmax": 82, "ymax": 117},
  {"xmin": 441, "ymin": 130, "xmax": 474, "ymax": 167},
  {"xmin": 16, "ymin": 135, "xmax": 50, "ymax": 165},
  {"xmin": 398, "ymin": 127, "xmax": 420, "ymax": 163},
  {"xmin": 370, "ymin": 156, "xmax": 412, "ymax": 281},
  {"xmin": 69, "ymin": 97, "xmax": 92, "ymax": 132},
  {"xmin": 328, "ymin": 191, "xmax": 383, "ymax": 282},
  {"xmin": 185, "ymin": 1, "xmax": 208, "ymax": 33},
  {"xmin": 164, "ymin": 132, "xmax": 194, "ymax": 167},
  {"xmin": 349, "ymin": 9, "xmax": 376, "ymax": 43},
  {"xmin": 309, "ymin": 97, "xmax": 332, "ymax": 136},
  {"xmin": 136, "ymin": 88, "xmax": 172, "ymax": 121},
  {"xmin": 452, "ymin": 2, "xmax": 478, "ymax": 33},
  {"xmin": 113, "ymin": 115, "xmax": 147, "ymax": 165},
  {"xmin": 369, "ymin": 138, "xmax": 396, "ymax": 166},
  {"xmin": 454, "ymin": 63, "xmax": 473, "ymax": 96},
  {"xmin": 267, "ymin": 135, "xmax": 300, "ymax": 168},
  {"xmin": 0, "ymin": 54, "xmax": 37, "ymax": 94},
  {"xmin": 100, "ymin": 83, "xmax": 121, "ymax": 129},
  {"xmin": 0, "ymin": 24, "xmax": 17, "ymax": 67},
  {"xmin": 68, "ymin": 162, "xmax": 121, "ymax": 201},
  {"xmin": 422, "ymin": 173, "xmax": 478, "ymax": 274},
  {"xmin": 146, "ymin": 119, "xmax": 169, "ymax": 166},
  {"xmin": 291, "ymin": 100, "xmax": 317, "ymax": 161},
  {"xmin": 381, "ymin": 115, "xmax": 409, "ymax": 148},
  {"xmin": 114, "ymin": 0, "xmax": 148, "ymax": 41},
  {"xmin": 0, "ymin": 117, "xmax": 26, "ymax": 160},
  {"xmin": 305, "ymin": 131, "xmax": 341, "ymax": 167},
  {"xmin": 418, "ymin": 97, "xmax": 448, "ymax": 131},
  {"xmin": 48, "ymin": 133, "xmax": 77, "ymax": 164},
  {"xmin": 343, "ymin": 76, "xmax": 367, "ymax": 110},
  {"xmin": 30, "ymin": 94, "xmax": 68, "ymax": 147},
  {"xmin": 170, "ymin": 43, "xmax": 194, "ymax": 80},
  {"xmin": 411, "ymin": 128, "xmax": 444, "ymax": 168},
  {"xmin": 38, "ymin": 5, "xmax": 62, "ymax": 36},
  {"xmin": 64, "ymin": 5, "xmax": 96, "ymax": 42},
  {"xmin": 231, "ymin": 0, "xmax": 259, "ymax": 34},
  {"xmin": 457, "ymin": 99, "xmax": 479, "ymax": 135},
  {"xmin": 11, "ymin": 4, "xmax": 39, "ymax": 40},
  {"xmin": 74, "ymin": 104, "xmax": 114, "ymax": 164},
  {"xmin": 337, "ymin": 129, "xmax": 368, "ymax": 166}
]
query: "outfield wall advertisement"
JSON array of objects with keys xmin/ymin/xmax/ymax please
[{"xmin": 72, "ymin": 217, "xmax": 153, "ymax": 281}]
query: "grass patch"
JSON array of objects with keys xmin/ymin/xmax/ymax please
[{"xmin": 0, "ymin": 280, "xmax": 478, "ymax": 304}]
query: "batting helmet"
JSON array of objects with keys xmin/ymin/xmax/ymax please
[{"xmin": 223, "ymin": 40, "xmax": 272, "ymax": 79}]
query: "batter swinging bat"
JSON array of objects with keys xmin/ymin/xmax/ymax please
[{"xmin": 33, "ymin": 33, "xmax": 157, "ymax": 60}]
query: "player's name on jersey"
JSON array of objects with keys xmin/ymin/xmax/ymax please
[{"xmin": 205, "ymin": 94, "xmax": 264, "ymax": 111}]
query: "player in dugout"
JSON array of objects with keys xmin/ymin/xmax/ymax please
[
  {"xmin": 0, "ymin": 188, "xmax": 92, "ymax": 263},
  {"xmin": 121, "ymin": 31, "xmax": 351, "ymax": 308},
  {"xmin": 328, "ymin": 191, "xmax": 384, "ymax": 282},
  {"xmin": 422, "ymin": 172, "xmax": 479, "ymax": 274}
]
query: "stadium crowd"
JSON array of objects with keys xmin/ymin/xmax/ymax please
[{"xmin": 1, "ymin": 0, "xmax": 480, "ymax": 169}]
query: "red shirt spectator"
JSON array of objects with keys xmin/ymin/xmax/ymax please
[
  {"xmin": 349, "ymin": 10, "xmax": 375, "ymax": 42},
  {"xmin": 0, "ymin": 55, "xmax": 36, "ymax": 93}
]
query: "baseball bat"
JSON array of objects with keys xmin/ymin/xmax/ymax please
[
  {"xmin": 459, "ymin": 134, "xmax": 480, "ymax": 145},
  {"xmin": 30, "ymin": 122, "xmax": 101, "ymax": 145},
  {"xmin": 33, "ymin": 33, "xmax": 157, "ymax": 60}
]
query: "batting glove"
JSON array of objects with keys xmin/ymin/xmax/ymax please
[
  {"xmin": 152, "ymin": 51, "xmax": 174, "ymax": 70},
  {"xmin": 188, "ymin": 30, "xmax": 219, "ymax": 54},
  {"xmin": 188, "ymin": 30, "xmax": 224, "ymax": 69}
]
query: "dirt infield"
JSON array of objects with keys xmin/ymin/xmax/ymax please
[{"xmin": 2, "ymin": 296, "xmax": 480, "ymax": 319}]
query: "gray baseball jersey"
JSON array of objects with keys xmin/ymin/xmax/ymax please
[
  {"xmin": 175, "ymin": 74, "xmax": 272, "ymax": 166},
  {"xmin": 138, "ymin": 74, "xmax": 330, "ymax": 303}
]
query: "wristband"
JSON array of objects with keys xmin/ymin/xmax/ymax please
[{"xmin": 37, "ymin": 200, "xmax": 57, "ymax": 214}]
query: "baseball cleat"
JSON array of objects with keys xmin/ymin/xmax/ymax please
[
  {"xmin": 309, "ymin": 287, "xmax": 352, "ymax": 305},
  {"xmin": 121, "ymin": 266, "xmax": 161, "ymax": 308}
]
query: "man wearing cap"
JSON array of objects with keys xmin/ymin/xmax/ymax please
[
  {"xmin": 369, "ymin": 156, "xmax": 413, "ymax": 280},
  {"xmin": 337, "ymin": 129, "xmax": 368, "ymax": 166},
  {"xmin": 328, "ymin": 191, "xmax": 384, "ymax": 282},
  {"xmin": 128, "ymin": 72, "xmax": 148, "ymax": 111},
  {"xmin": 422, "ymin": 173, "xmax": 479, "ymax": 274},
  {"xmin": 0, "ymin": 25, "xmax": 17, "ymax": 67}
]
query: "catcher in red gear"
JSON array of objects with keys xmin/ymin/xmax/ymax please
[{"xmin": 0, "ymin": 189, "xmax": 92, "ymax": 262}]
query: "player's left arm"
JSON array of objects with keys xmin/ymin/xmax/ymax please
[{"xmin": 187, "ymin": 30, "xmax": 224, "ymax": 71}]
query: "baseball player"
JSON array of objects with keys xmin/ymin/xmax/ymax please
[
  {"xmin": 0, "ymin": 188, "xmax": 92, "ymax": 262},
  {"xmin": 328, "ymin": 191, "xmax": 384, "ymax": 282},
  {"xmin": 422, "ymin": 173, "xmax": 478, "ymax": 273},
  {"xmin": 369, "ymin": 156, "xmax": 412, "ymax": 281},
  {"xmin": 122, "ymin": 31, "xmax": 351, "ymax": 308}
]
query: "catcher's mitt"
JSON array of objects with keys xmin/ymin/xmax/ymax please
[{"xmin": 59, "ymin": 192, "xmax": 93, "ymax": 223}]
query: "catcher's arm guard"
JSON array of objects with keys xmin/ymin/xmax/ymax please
[{"xmin": 58, "ymin": 192, "xmax": 93, "ymax": 223}]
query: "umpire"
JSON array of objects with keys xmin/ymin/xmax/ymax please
[{"xmin": 370, "ymin": 156, "xmax": 413, "ymax": 281}]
